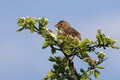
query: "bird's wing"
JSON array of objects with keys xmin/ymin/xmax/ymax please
[
  {"xmin": 67, "ymin": 27, "xmax": 80, "ymax": 35},
  {"xmin": 63, "ymin": 26, "xmax": 81, "ymax": 40}
]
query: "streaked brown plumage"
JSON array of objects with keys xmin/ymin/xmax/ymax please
[{"xmin": 55, "ymin": 20, "xmax": 81, "ymax": 40}]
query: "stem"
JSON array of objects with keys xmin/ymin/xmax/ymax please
[
  {"xmin": 87, "ymin": 57, "xmax": 108, "ymax": 72},
  {"xmin": 57, "ymin": 42, "xmax": 80, "ymax": 79}
]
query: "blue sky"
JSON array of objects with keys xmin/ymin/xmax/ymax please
[{"xmin": 0, "ymin": 0, "xmax": 120, "ymax": 80}]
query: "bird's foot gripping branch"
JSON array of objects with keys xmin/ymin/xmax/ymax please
[{"xmin": 17, "ymin": 17, "xmax": 119, "ymax": 80}]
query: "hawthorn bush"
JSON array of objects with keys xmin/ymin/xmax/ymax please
[{"xmin": 17, "ymin": 17, "xmax": 119, "ymax": 80}]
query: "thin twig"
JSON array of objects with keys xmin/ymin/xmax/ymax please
[{"xmin": 50, "ymin": 45, "xmax": 61, "ymax": 51}]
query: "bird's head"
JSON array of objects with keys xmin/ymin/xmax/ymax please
[{"xmin": 55, "ymin": 20, "xmax": 70, "ymax": 30}]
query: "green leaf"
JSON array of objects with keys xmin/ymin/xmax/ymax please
[
  {"xmin": 88, "ymin": 78, "xmax": 93, "ymax": 80},
  {"xmin": 42, "ymin": 41, "xmax": 49, "ymax": 49},
  {"xmin": 53, "ymin": 64, "xmax": 58, "ymax": 70},
  {"xmin": 30, "ymin": 27, "xmax": 34, "ymax": 33},
  {"xmin": 97, "ymin": 29, "xmax": 101, "ymax": 35},
  {"xmin": 80, "ymin": 69, "xmax": 85, "ymax": 73},
  {"xmin": 96, "ymin": 34, "xmax": 101, "ymax": 44},
  {"xmin": 97, "ymin": 66, "xmax": 104, "ymax": 69},
  {"xmin": 82, "ymin": 57, "xmax": 89, "ymax": 62},
  {"xmin": 80, "ymin": 73, "xmax": 87, "ymax": 80},
  {"xmin": 87, "ymin": 70, "xmax": 94, "ymax": 76},
  {"xmin": 46, "ymin": 71, "xmax": 55, "ymax": 78},
  {"xmin": 80, "ymin": 77, "xmax": 86, "ymax": 80},
  {"xmin": 80, "ymin": 52, "xmax": 89, "ymax": 58},
  {"xmin": 98, "ymin": 52, "xmax": 105, "ymax": 59},
  {"xmin": 51, "ymin": 48, "xmax": 56, "ymax": 54},
  {"xmin": 111, "ymin": 45, "xmax": 120, "ymax": 49},
  {"xmin": 17, "ymin": 17, "xmax": 25, "ymax": 26},
  {"xmin": 40, "ymin": 17, "xmax": 49, "ymax": 27},
  {"xmin": 16, "ymin": 27, "xmax": 24, "ymax": 32},
  {"xmin": 94, "ymin": 69, "xmax": 100, "ymax": 78},
  {"xmin": 84, "ymin": 38, "xmax": 90, "ymax": 43},
  {"xmin": 48, "ymin": 57, "xmax": 56, "ymax": 62}
]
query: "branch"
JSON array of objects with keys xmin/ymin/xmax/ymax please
[
  {"xmin": 88, "ymin": 44, "xmax": 109, "ymax": 51},
  {"xmin": 87, "ymin": 57, "xmax": 108, "ymax": 72},
  {"xmin": 50, "ymin": 45, "xmax": 61, "ymax": 51},
  {"xmin": 96, "ymin": 57, "xmax": 109, "ymax": 65},
  {"xmin": 51, "ymin": 41, "xmax": 80, "ymax": 79}
]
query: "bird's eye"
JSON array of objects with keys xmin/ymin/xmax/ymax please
[{"xmin": 60, "ymin": 23, "xmax": 62, "ymax": 26}]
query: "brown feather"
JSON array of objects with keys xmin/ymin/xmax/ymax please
[{"xmin": 55, "ymin": 20, "xmax": 81, "ymax": 40}]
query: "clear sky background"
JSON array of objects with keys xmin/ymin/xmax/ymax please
[{"xmin": 0, "ymin": 0, "xmax": 120, "ymax": 80}]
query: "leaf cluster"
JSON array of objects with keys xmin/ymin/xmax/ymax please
[
  {"xmin": 43, "ymin": 57, "xmax": 78, "ymax": 80},
  {"xmin": 17, "ymin": 17, "xmax": 119, "ymax": 80}
]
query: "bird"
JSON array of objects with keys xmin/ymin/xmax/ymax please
[{"xmin": 55, "ymin": 20, "xmax": 81, "ymax": 40}]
